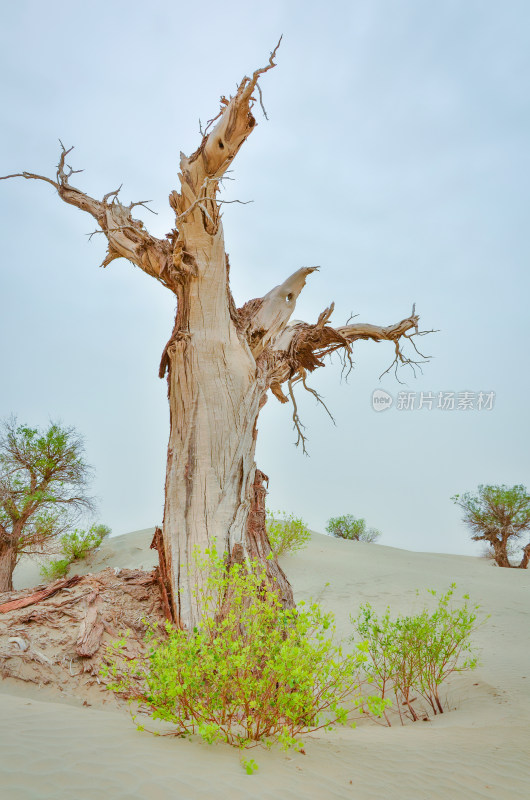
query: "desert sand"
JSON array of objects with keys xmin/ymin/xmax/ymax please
[{"xmin": 1, "ymin": 529, "xmax": 529, "ymax": 800}]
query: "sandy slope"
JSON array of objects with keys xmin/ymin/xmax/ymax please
[{"xmin": 1, "ymin": 530, "xmax": 529, "ymax": 800}]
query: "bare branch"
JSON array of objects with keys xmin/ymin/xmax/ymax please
[
  {"xmin": 281, "ymin": 367, "xmax": 336, "ymax": 456},
  {"xmin": 245, "ymin": 36, "xmax": 283, "ymax": 99},
  {"xmin": 287, "ymin": 378, "xmax": 309, "ymax": 456},
  {"xmin": 300, "ymin": 370, "xmax": 336, "ymax": 426},
  {"xmin": 0, "ymin": 172, "xmax": 59, "ymax": 190},
  {"xmin": 256, "ymin": 81, "xmax": 269, "ymax": 120},
  {"xmin": 2, "ymin": 143, "xmax": 181, "ymax": 291},
  {"xmin": 102, "ymin": 185, "xmax": 122, "ymax": 204},
  {"xmin": 267, "ymin": 303, "xmax": 434, "ymax": 392},
  {"xmin": 129, "ymin": 200, "xmax": 157, "ymax": 214},
  {"xmin": 378, "ymin": 328, "xmax": 437, "ymax": 383},
  {"xmin": 260, "ymin": 302, "xmax": 434, "ymax": 455},
  {"xmin": 218, "ymin": 198, "xmax": 253, "ymax": 206},
  {"xmin": 169, "ymin": 39, "xmax": 282, "ymax": 239}
]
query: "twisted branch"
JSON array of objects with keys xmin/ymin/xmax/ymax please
[
  {"xmin": 1, "ymin": 142, "xmax": 179, "ymax": 290},
  {"xmin": 265, "ymin": 301, "xmax": 435, "ymax": 451},
  {"xmin": 169, "ymin": 39, "xmax": 282, "ymax": 238}
]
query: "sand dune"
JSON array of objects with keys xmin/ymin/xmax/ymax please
[{"xmin": 1, "ymin": 530, "xmax": 529, "ymax": 799}]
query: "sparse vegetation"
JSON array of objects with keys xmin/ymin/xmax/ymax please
[
  {"xmin": 40, "ymin": 558, "xmax": 71, "ymax": 582},
  {"xmin": 351, "ymin": 584, "xmax": 483, "ymax": 725},
  {"xmin": 60, "ymin": 524, "xmax": 111, "ymax": 561},
  {"xmin": 452, "ymin": 484, "xmax": 530, "ymax": 568},
  {"xmin": 103, "ymin": 548, "xmax": 388, "ymax": 752},
  {"xmin": 266, "ymin": 510, "xmax": 312, "ymax": 557},
  {"xmin": 326, "ymin": 515, "xmax": 381, "ymax": 543},
  {"xmin": 40, "ymin": 523, "xmax": 111, "ymax": 583}
]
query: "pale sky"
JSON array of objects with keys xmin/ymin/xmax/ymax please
[{"xmin": 1, "ymin": 0, "xmax": 529, "ymax": 556}]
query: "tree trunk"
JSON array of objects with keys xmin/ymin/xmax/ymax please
[
  {"xmin": 161, "ymin": 225, "xmax": 293, "ymax": 629},
  {"xmin": 518, "ymin": 543, "xmax": 530, "ymax": 569},
  {"xmin": 0, "ymin": 540, "xmax": 17, "ymax": 593},
  {"xmin": 492, "ymin": 541, "xmax": 511, "ymax": 568}
]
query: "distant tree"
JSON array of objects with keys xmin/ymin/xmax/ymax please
[
  {"xmin": 452, "ymin": 485, "xmax": 530, "ymax": 568},
  {"xmin": 266, "ymin": 510, "xmax": 311, "ymax": 557},
  {"xmin": 326, "ymin": 515, "xmax": 381, "ymax": 543},
  {"xmin": 0, "ymin": 418, "xmax": 94, "ymax": 591}
]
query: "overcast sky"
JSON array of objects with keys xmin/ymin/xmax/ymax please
[{"xmin": 1, "ymin": 0, "xmax": 529, "ymax": 556}]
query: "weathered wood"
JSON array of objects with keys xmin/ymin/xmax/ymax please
[
  {"xmin": 150, "ymin": 527, "xmax": 175, "ymax": 623},
  {"xmin": 242, "ymin": 469, "xmax": 294, "ymax": 607},
  {"xmin": 0, "ymin": 575, "xmax": 82, "ymax": 614},
  {"xmin": 0, "ymin": 568, "xmax": 166, "ymax": 697},
  {"xmin": 76, "ymin": 589, "xmax": 104, "ymax": 657}
]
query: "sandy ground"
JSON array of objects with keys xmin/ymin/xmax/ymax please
[{"xmin": 1, "ymin": 529, "xmax": 529, "ymax": 799}]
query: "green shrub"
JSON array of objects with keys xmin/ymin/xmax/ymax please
[
  {"xmin": 326, "ymin": 514, "xmax": 381, "ymax": 542},
  {"xmin": 40, "ymin": 558, "xmax": 71, "ymax": 582},
  {"xmin": 266, "ymin": 510, "xmax": 312, "ymax": 557},
  {"xmin": 103, "ymin": 548, "xmax": 388, "ymax": 751},
  {"xmin": 351, "ymin": 584, "xmax": 482, "ymax": 724},
  {"xmin": 60, "ymin": 523, "xmax": 110, "ymax": 561}
]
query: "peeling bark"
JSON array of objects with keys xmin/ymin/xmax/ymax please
[
  {"xmin": 76, "ymin": 590, "xmax": 104, "ymax": 657},
  {"xmin": 242, "ymin": 470, "xmax": 294, "ymax": 607},
  {"xmin": 150, "ymin": 527, "xmax": 175, "ymax": 621}
]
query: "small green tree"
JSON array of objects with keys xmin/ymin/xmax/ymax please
[
  {"xmin": 266, "ymin": 510, "xmax": 311, "ymax": 557},
  {"xmin": 40, "ymin": 524, "xmax": 111, "ymax": 583},
  {"xmin": 0, "ymin": 418, "xmax": 94, "ymax": 592},
  {"xmin": 60, "ymin": 524, "xmax": 111, "ymax": 561},
  {"xmin": 326, "ymin": 514, "xmax": 381, "ymax": 543},
  {"xmin": 452, "ymin": 484, "xmax": 530, "ymax": 568}
]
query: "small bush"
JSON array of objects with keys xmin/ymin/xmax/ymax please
[
  {"xmin": 61, "ymin": 523, "xmax": 110, "ymax": 561},
  {"xmin": 103, "ymin": 548, "xmax": 388, "ymax": 750},
  {"xmin": 326, "ymin": 515, "xmax": 381, "ymax": 543},
  {"xmin": 266, "ymin": 510, "xmax": 312, "ymax": 557},
  {"xmin": 40, "ymin": 558, "xmax": 71, "ymax": 582},
  {"xmin": 351, "ymin": 584, "xmax": 483, "ymax": 724}
]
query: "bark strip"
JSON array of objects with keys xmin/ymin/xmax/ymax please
[
  {"xmin": 150, "ymin": 527, "xmax": 176, "ymax": 623},
  {"xmin": 0, "ymin": 575, "xmax": 82, "ymax": 614},
  {"xmin": 241, "ymin": 469, "xmax": 295, "ymax": 608},
  {"xmin": 76, "ymin": 589, "xmax": 104, "ymax": 657}
]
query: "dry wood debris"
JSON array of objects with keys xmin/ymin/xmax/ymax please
[{"xmin": 0, "ymin": 568, "xmax": 165, "ymax": 703}]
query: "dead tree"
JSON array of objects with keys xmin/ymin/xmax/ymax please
[{"xmin": 1, "ymin": 43, "xmax": 431, "ymax": 628}]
